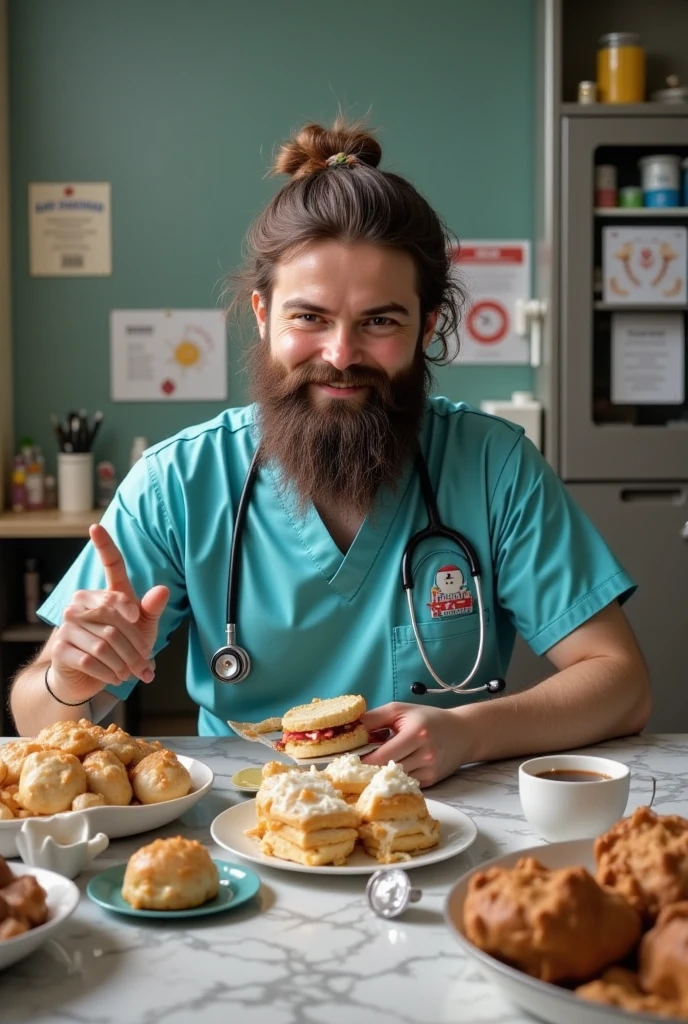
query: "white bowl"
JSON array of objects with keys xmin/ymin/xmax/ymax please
[
  {"xmin": 0, "ymin": 755, "xmax": 213, "ymax": 858},
  {"xmin": 519, "ymin": 754, "xmax": 630, "ymax": 843},
  {"xmin": 0, "ymin": 863, "xmax": 80, "ymax": 971}
]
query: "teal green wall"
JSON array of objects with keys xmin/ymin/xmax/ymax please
[{"xmin": 9, "ymin": 0, "xmax": 534, "ymax": 480}]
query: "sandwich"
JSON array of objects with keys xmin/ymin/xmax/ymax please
[{"xmin": 277, "ymin": 695, "xmax": 369, "ymax": 759}]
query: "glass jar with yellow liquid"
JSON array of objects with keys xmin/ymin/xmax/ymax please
[{"xmin": 597, "ymin": 32, "xmax": 645, "ymax": 103}]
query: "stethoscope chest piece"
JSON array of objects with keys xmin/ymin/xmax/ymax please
[
  {"xmin": 211, "ymin": 644, "xmax": 251, "ymax": 683},
  {"xmin": 366, "ymin": 867, "xmax": 422, "ymax": 919}
]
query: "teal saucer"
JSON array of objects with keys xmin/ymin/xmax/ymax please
[{"xmin": 86, "ymin": 860, "xmax": 260, "ymax": 919}]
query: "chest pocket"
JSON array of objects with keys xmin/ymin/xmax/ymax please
[{"xmin": 392, "ymin": 610, "xmax": 490, "ymax": 709}]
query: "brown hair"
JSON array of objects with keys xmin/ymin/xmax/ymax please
[{"xmin": 231, "ymin": 116, "xmax": 465, "ymax": 364}]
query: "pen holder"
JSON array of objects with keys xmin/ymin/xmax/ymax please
[{"xmin": 57, "ymin": 452, "xmax": 94, "ymax": 513}]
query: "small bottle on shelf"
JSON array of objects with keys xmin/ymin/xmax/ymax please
[{"xmin": 10, "ymin": 456, "xmax": 28, "ymax": 512}]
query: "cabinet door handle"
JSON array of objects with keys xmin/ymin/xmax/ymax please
[{"xmin": 681, "ymin": 523, "xmax": 688, "ymax": 541}]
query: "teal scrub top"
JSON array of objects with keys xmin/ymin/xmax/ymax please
[{"xmin": 38, "ymin": 397, "xmax": 636, "ymax": 735}]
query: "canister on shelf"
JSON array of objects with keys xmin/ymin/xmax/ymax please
[
  {"xmin": 597, "ymin": 32, "xmax": 645, "ymax": 103},
  {"xmin": 651, "ymin": 75, "xmax": 688, "ymax": 104},
  {"xmin": 577, "ymin": 80, "xmax": 597, "ymax": 104},
  {"xmin": 638, "ymin": 154, "xmax": 681, "ymax": 207},
  {"xmin": 595, "ymin": 164, "xmax": 617, "ymax": 208},
  {"xmin": 619, "ymin": 186, "xmax": 643, "ymax": 208}
]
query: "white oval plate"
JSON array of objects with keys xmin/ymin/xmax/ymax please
[
  {"xmin": 0, "ymin": 863, "xmax": 80, "ymax": 971},
  {"xmin": 0, "ymin": 755, "xmax": 214, "ymax": 858},
  {"xmin": 210, "ymin": 797, "xmax": 477, "ymax": 875},
  {"xmin": 445, "ymin": 839, "xmax": 666, "ymax": 1024}
]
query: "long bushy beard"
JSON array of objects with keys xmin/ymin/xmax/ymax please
[{"xmin": 248, "ymin": 337, "xmax": 429, "ymax": 516}]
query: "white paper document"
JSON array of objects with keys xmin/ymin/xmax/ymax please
[
  {"xmin": 29, "ymin": 182, "xmax": 112, "ymax": 276},
  {"xmin": 110, "ymin": 309, "xmax": 227, "ymax": 401},
  {"xmin": 450, "ymin": 241, "xmax": 531, "ymax": 364},
  {"xmin": 611, "ymin": 313, "xmax": 685, "ymax": 405}
]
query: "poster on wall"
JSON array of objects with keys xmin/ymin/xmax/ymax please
[
  {"xmin": 110, "ymin": 309, "xmax": 227, "ymax": 401},
  {"xmin": 450, "ymin": 240, "xmax": 531, "ymax": 364},
  {"xmin": 28, "ymin": 182, "xmax": 112, "ymax": 276}
]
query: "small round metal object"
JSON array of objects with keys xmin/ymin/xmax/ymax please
[{"xmin": 366, "ymin": 868, "xmax": 422, "ymax": 919}]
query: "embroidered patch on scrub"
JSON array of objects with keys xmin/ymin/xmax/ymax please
[{"xmin": 427, "ymin": 564, "xmax": 474, "ymax": 618}]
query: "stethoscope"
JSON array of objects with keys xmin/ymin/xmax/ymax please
[{"xmin": 211, "ymin": 448, "xmax": 506, "ymax": 698}]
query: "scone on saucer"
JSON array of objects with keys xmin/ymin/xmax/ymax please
[
  {"xmin": 278, "ymin": 695, "xmax": 369, "ymax": 759},
  {"xmin": 356, "ymin": 761, "xmax": 440, "ymax": 864},
  {"xmin": 122, "ymin": 836, "xmax": 219, "ymax": 910},
  {"xmin": 251, "ymin": 767, "xmax": 361, "ymax": 867},
  {"xmin": 322, "ymin": 753, "xmax": 380, "ymax": 803}
]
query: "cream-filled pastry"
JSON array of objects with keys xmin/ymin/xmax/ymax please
[
  {"xmin": 18, "ymin": 749, "xmax": 87, "ymax": 815},
  {"xmin": 322, "ymin": 753, "xmax": 380, "ymax": 802},
  {"xmin": 122, "ymin": 836, "xmax": 219, "ymax": 910}
]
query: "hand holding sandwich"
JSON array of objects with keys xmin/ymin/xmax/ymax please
[{"xmin": 361, "ymin": 702, "xmax": 469, "ymax": 787}]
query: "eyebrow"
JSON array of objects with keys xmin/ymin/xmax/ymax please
[{"xmin": 280, "ymin": 299, "xmax": 412, "ymax": 318}]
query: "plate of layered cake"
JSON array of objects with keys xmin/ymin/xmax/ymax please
[{"xmin": 210, "ymin": 755, "xmax": 478, "ymax": 874}]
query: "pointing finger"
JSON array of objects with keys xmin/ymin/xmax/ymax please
[{"xmin": 90, "ymin": 524, "xmax": 137, "ymax": 600}]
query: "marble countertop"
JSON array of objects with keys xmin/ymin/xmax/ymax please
[{"xmin": 1, "ymin": 733, "xmax": 685, "ymax": 1024}]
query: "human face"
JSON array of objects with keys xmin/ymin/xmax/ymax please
[{"xmin": 251, "ymin": 240, "xmax": 437, "ymax": 407}]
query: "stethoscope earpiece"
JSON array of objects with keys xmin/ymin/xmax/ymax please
[
  {"xmin": 486, "ymin": 678, "xmax": 506, "ymax": 694},
  {"xmin": 411, "ymin": 681, "xmax": 427, "ymax": 695}
]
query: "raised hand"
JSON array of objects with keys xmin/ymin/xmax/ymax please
[{"xmin": 47, "ymin": 524, "xmax": 169, "ymax": 704}]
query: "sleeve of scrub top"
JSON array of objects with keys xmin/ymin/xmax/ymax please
[
  {"xmin": 36, "ymin": 454, "xmax": 189, "ymax": 702},
  {"xmin": 488, "ymin": 434, "xmax": 636, "ymax": 656}
]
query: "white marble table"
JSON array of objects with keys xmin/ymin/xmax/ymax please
[{"xmin": 0, "ymin": 733, "xmax": 684, "ymax": 1024}]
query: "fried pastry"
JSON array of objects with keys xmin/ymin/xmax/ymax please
[
  {"xmin": 129, "ymin": 749, "xmax": 191, "ymax": 805},
  {"xmin": 639, "ymin": 900, "xmax": 688, "ymax": 1006},
  {"xmin": 0, "ymin": 740, "xmax": 45, "ymax": 785},
  {"xmin": 35, "ymin": 719, "xmax": 101, "ymax": 758},
  {"xmin": 322, "ymin": 753, "xmax": 380, "ymax": 802},
  {"xmin": 82, "ymin": 749, "xmax": 133, "ymax": 805},
  {"xmin": 595, "ymin": 806, "xmax": 688, "ymax": 920},
  {"xmin": 71, "ymin": 792, "xmax": 107, "ymax": 811},
  {"xmin": 96, "ymin": 724, "xmax": 141, "ymax": 766},
  {"xmin": 18, "ymin": 749, "xmax": 87, "ymax": 815},
  {"xmin": 0, "ymin": 760, "xmax": 6, "ymax": 787},
  {"xmin": 463, "ymin": 856, "xmax": 642, "ymax": 984},
  {"xmin": 0, "ymin": 802, "xmax": 14, "ymax": 820},
  {"xmin": 575, "ymin": 967, "xmax": 685, "ymax": 1019},
  {"xmin": 121, "ymin": 836, "xmax": 218, "ymax": 910},
  {"xmin": 128, "ymin": 738, "xmax": 164, "ymax": 765}
]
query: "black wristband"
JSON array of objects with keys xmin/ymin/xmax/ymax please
[{"xmin": 44, "ymin": 665, "xmax": 90, "ymax": 707}]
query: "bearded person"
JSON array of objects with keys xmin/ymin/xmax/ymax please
[{"xmin": 12, "ymin": 118, "xmax": 650, "ymax": 786}]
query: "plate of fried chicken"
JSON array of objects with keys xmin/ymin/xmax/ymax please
[{"xmin": 445, "ymin": 806, "xmax": 688, "ymax": 1023}]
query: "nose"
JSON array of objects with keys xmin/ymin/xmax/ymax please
[{"xmin": 320, "ymin": 324, "xmax": 363, "ymax": 371}]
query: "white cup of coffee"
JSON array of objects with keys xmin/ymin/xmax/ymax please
[{"xmin": 518, "ymin": 754, "xmax": 630, "ymax": 843}]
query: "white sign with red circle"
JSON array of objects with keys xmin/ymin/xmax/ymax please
[{"xmin": 450, "ymin": 241, "xmax": 531, "ymax": 364}]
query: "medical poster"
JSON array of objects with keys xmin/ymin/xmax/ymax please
[
  {"xmin": 110, "ymin": 309, "xmax": 228, "ymax": 401},
  {"xmin": 450, "ymin": 240, "xmax": 531, "ymax": 364},
  {"xmin": 29, "ymin": 182, "xmax": 112, "ymax": 276},
  {"xmin": 602, "ymin": 226, "xmax": 687, "ymax": 305},
  {"xmin": 611, "ymin": 313, "xmax": 685, "ymax": 405}
]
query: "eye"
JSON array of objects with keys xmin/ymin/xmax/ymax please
[{"xmin": 365, "ymin": 316, "xmax": 397, "ymax": 327}]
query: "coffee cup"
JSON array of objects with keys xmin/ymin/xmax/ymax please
[{"xmin": 518, "ymin": 754, "xmax": 630, "ymax": 843}]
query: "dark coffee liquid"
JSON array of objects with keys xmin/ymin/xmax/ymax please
[{"xmin": 534, "ymin": 769, "xmax": 611, "ymax": 782}]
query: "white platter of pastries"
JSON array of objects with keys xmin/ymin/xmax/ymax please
[
  {"xmin": 0, "ymin": 855, "xmax": 80, "ymax": 971},
  {"xmin": 211, "ymin": 755, "xmax": 477, "ymax": 874},
  {"xmin": 0, "ymin": 719, "xmax": 214, "ymax": 857}
]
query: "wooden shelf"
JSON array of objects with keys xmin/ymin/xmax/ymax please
[
  {"xmin": 562, "ymin": 103, "xmax": 688, "ymax": 118},
  {"xmin": 0, "ymin": 509, "xmax": 103, "ymax": 538},
  {"xmin": 595, "ymin": 208, "xmax": 688, "ymax": 218},
  {"xmin": 0, "ymin": 623, "xmax": 51, "ymax": 643}
]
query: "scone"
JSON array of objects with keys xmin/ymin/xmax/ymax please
[
  {"xmin": 121, "ymin": 836, "xmax": 219, "ymax": 910},
  {"xmin": 251, "ymin": 767, "xmax": 360, "ymax": 867},
  {"xmin": 322, "ymin": 753, "xmax": 380, "ymax": 803},
  {"xmin": 36, "ymin": 719, "xmax": 101, "ymax": 758},
  {"xmin": 17, "ymin": 749, "xmax": 87, "ymax": 815},
  {"xmin": 129, "ymin": 750, "xmax": 191, "ymax": 805},
  {"xmin": 96, "ymin": 724, "xmax": 141, "ymax": 766},
  {"xmin": 356, "ymin": 761, "xmax": 440, "ymax": 863},
  {"xmin": 278, "ymin": 695, "xmax": 369, "ymax": 759},
  {"xmin": 0, "ymin": 740, "xmax": 46, "ymax": 785},
  {"xmin": 82, "ymin": 749, "xmax": 133, "ymax": 805}
]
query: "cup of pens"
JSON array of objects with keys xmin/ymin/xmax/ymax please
[{"xmin": 51, "ymin": 410, "xmax": 103, "ymax": 514}]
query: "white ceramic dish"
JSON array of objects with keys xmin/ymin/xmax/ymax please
[
  {"xmin": 0, "ymin": 863, "xmax": 80, "ymax": 971},
  {"xmin": 444, "ymin": 839, "xmax": 667, "ymax": 1024},
  {"xmin": 211, "ymin": 797, "xmax": 477, "ymax": 875},
  {"xmin": 0, "ymin": 755, "xmax": 214, "ymax": 858}
]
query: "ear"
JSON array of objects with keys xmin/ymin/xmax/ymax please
[
  {"xmin": 421, "ymin": 310, "xmax": 439, "ymax": 351},
  {"xmin": 251, "ymin": 291, "xmax": 268, "ymax": 340}
]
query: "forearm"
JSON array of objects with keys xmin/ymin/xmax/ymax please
[
  {"xmin": 456, "ymin": 654, "xmax": 651, "ymax": 766},
  {"xmin": 10, "ymin": 660, "xmax": 90, "ymax": 735}
]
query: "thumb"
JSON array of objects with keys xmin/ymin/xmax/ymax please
[{"xmin": 139, "ymin": 585, "xmax": 169, "ymax": 625}]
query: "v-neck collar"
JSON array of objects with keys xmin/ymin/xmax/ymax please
[{"xmin": 266, "ymin": 458, "xmax": 415, "ymax": 602}]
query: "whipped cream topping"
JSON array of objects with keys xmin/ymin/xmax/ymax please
[
  {"xmin": 323, "ymin": 754, "xmax": 380, "ymax": 785},
  {"xmin": 362, "ymin": 761, "xmax": 421, "ymax": 798},
  {"xmin": 264, "ymin": 767, "xmax": 350, "ymax": 818}
]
